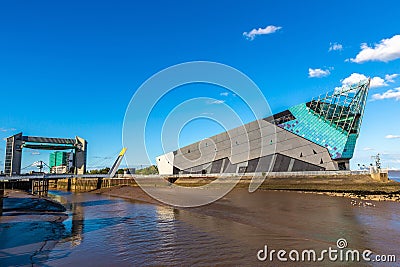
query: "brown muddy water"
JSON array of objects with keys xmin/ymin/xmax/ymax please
[{"xmin": 0, "ymin": 189, "xmax": 399, "ymax": 266}]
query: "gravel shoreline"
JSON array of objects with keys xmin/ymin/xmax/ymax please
[{"xmin": 300, "ymin": 190, "xmax": 400, "ymax": 202}]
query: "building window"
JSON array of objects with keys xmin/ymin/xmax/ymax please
[{"xmin": 338, "ymin": 162, "xmax": 346, "ymax": 170}]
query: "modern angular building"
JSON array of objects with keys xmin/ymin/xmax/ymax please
[{"xmin": 156, "ymin": 79, "xmax": 370, "ymax": 175}]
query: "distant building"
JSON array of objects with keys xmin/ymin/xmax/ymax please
[
  {"xmin": 51, "ymin": 165, "xmax": 69, "ymax": 174},
  {"xmin": 125, "ymin": 168, "xmax": 136, "ymax": 175},
  {"xmin": 4, "ymin": 133, "xmax": 87, "ymax": 176},
  {"xmin": 49, "ymin": 151, "xmax": 74, "ymax": 174},
  {"xmin": 157, "ymin": 80, "xmax": 370, "ymax": 175}
]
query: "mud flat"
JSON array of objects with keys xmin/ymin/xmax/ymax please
[
  {"xmin": 174, "ymin": 174, "xmax": 399, "ymax": 200},
  {"xmin": 92, "ymin": 173, "xmax": 400, "ymax": 203},
  {"xmin": 93, "ymin": 184, "xmax": 162, "ymax": 205},
  {"xmin": 90, "ymin": 184, "xmax": 400, "ymax": 265},
  {"xmin": 1, "ymin": 190, "xmax": 67, "ymax": 213},
  {"xmin": 0, "ymin": 190, "xmax": 68, "ymax": 266}
]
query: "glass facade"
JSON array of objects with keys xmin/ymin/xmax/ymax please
[
  {"xmin": 49, "ymin": 151, "xmax": 69, "ymax": 169},
  {"xmin": 278, "ymin": 79, "xmax": 370, "ymax": 160}
]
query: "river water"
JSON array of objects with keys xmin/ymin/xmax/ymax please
[
  {"xmin": 389, "ymin": 170, "xmax": 400, "ymax": 182},
  {"xmin": 1, "ymin": 189, "xmax": 399, "ymax": 266}
]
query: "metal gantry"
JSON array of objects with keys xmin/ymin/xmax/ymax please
[{"xmin": 307, "ymin": 79, "xmax": 370, "ymax": 135}]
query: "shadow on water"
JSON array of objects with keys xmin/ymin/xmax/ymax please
[
  {"xmin": 0, "ymin": 195, "xmax": 3, "ymax": 216},
  {"xmin": 70, "ymin": 199, "xmax": 120, "ymax": 208},
  {"xmin": 0, "ymin": 216, "xmax": 138, "ymax": 250}
]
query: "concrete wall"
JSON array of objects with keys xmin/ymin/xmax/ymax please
[
  {"xmin": 156, "ymin": 152, "xmax": 174, "ymax": 175},
  {"xmin": 74, "ymin": 136, "xmax": 87, "ymax": 175},
  {"xmin": 4, "ymin": 133, "xmax": 23, "ymax": 175},
  {"xmin": 55, "ymin": 177, "xmax": 137, "ymax": 192}
]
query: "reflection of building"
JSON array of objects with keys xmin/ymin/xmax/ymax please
[
  {"xmin": 156, "ymin": 206, "xmax": 176, "ymax": 222},
  {"xmin": 157, "ymin": 80, "xmax": 370, "ymax": 174},
  {"xmin": 70, "ymin": 203, "xmax": 84, "ymax": 247},
  {"xmin": 4, "ymin": 133, "xmax": 87, "ymax": 176}
]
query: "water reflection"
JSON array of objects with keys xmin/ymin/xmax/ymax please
[
  {"xmin": 0, "ymin": 187, "xmax": 4, "ymax": 216},
  {"xmin": 1, "ymin": 190, "xmax": 399, "ymax": 266},
  {"xmin": 156, "ymin": 205, "xmax": 177, "ymax": 222},
  {"xmin": 70, "ymin": 202, "xmax": 84, "ymax": 247},
  {"xmin": 0, "ymin": 194, "xmax": 3, "ymax": 216}
]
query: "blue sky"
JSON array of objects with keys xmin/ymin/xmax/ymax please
[{"xmin": 0, "ymin": 0, "xmax": 399, "ymax": 172}]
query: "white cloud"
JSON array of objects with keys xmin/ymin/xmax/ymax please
[
  {"xmin": 207, "ymin": 99, "xmax": 225, "ymax": 105},
  {"xmin": 385, "ymin": 134, "xmax": 400, "ymax": 139},
  {"xmin": 385, "ymin": 74, "xmax": 399, "ymax": 83},
  {"xmin": 0, "ymin": 127, "xmax": 16, "ymax": 132},
  {"xmin": 340, "ymin": 73, "xmax": 389, "ymax": 88},
  {"xmin": 341, "ymin": 73, "xmax": 367, "ymax": 85},
  {"xmin": 349, "ymin": 35, "xmax": 400, "ymax": 63},
  {"xmin": 363, "ymin": 147, "xmax": 374, "ymax": 151},
  {"xmin": 329, "ymin": 42, "xmax": 343, "ymax": 51},
  {"xmin": 308, "ymin": 68, "xmax": 331, "ymax": 78},
  {"xmin": 243, "ymin": 25, "xmax": 282, "ymax": 40},
  {"xmin": 220, "ymin": 92, "xmax": 229, "ymax": 96},
  {"xmin": 370, "ymin": 77, "xmax": 388, "ymax": 88},
  {"xmin": 372, "ymin": 88, "xmax": 400, "ymax": 101}
]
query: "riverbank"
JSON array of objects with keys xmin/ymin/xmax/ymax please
[
  {"xmin": 92, "ymin": 173, "xmax": 400, "ymax": 203},
  {"xmin": 93, "ymin": 185, "xmax": 162, "ymax": 205},
  {"xmin": 174, "ymin": 173, "xmax": 399, "ymax": 190}
]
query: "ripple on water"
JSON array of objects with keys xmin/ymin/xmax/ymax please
[{"xmin": 2, "ymin": 190, "xmax": 400, "ymax": 266}]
